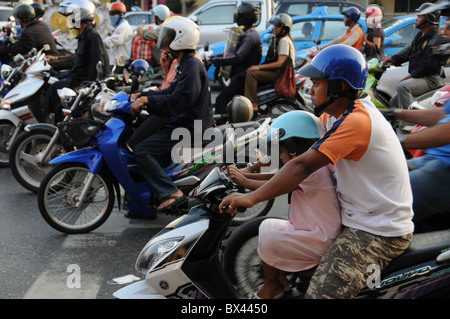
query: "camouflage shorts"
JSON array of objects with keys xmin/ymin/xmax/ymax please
[{"xmin": 305, "ymin": 227, "xmax": 412, "ymax": 299}]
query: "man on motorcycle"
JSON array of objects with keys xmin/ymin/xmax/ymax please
[
  {"xmin": 136, "ymin": 4, "xmax": 171, "ymax": 42},
  {"xmin": 135, "ymin": 4, "xmax": 171, "ymax": 68},
  {"xmin": 385, "ymin": 0, "xmax": 450, "ymax": 227},
  {"xmin": 130, "ymin": 17, "xmax": 213, "ymax": 212},
  {"xmin": 104, "ymin": 2, "xmax": 133, "ymax": 71},
  {"xmin": 210, "ymin": 2, "xmax": 262, "ymax": 115},
  {"xmin": 383, "ymin": 3, "xmax": 449, "ymax": 109},
  {"xmin": 0, "ymin": 3, "xmax": 58, "ymax": 58},
  {"xmin": 220, "ymin": 45, "xmax": 414, "ymax": 299},
  {"xmin": 321, "ymin": 7, "xmax": 364, "ymax": 51},
  {"xmin": 42, "ymin": 0, "xmax": 109, "ymax": 123}
]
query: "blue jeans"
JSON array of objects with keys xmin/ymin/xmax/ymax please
[
  {"xmin": 133, "ymin": 128, "xmax": 179, "ymax": 202},
  {"xmin": 409, "ymin": 156, "xmax": 450, "ymax": 222}
]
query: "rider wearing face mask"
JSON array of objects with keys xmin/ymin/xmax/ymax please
[
  {"xmin": 42, "ymin": 0, "xmax": 109, "ymax": 123},
  {"xmin": 104, "ymin": 2, "xmax": 133, "ymax": 70},
  {"xmin": 383, "ymin": 2, "xmax": 449, "ymax": 109}
]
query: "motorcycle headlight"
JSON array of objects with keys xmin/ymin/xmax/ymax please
[
  {"xmin": 1, "ymin": 64, "xmax": 12, "ymax": 80},
  {"xmin": 0, "ymin": 98, "xmax": 11, "ymax": 110},
  {"xmin": 135, "ymin": 237, "xmax": 185, "ymax": 274}
]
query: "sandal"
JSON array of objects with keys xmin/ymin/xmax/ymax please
[{"xmin": 157, "ymin": 194, "xmax": 187, "ymax": 212}]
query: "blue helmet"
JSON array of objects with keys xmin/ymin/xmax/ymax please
[
  {"xmin": 267, "ymin": 110, "xmax": 325, "ymax": 156},
  {"xmin": 300, "ymin": 44, "xmax": 368, "ymax": 91},
  {"xmin": 342, "ymin": 6, "xmax": 361, "ymax": 24},
  {"xmin": 130, "ymin": 59, "xmax": 150, "ymax": 76},
  {"xmin": 299, "ymin": 44, "xmax": 368, "ymax": 115}
]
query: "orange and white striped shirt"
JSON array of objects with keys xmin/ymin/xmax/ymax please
[{"xmin": 312, "ymin": 97, "xmax": 414, "ymax": 237}]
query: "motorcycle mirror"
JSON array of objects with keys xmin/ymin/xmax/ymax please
[
  {"xmin": 115, "ymin": 56, "xmax": 125, "ymax": 67},
  {"xmin": 96, "ymin": 61, "xmax": 106, "ymax": 81},
  {"xmin": 204, "ymin": 42, "xmax": 209, "ymax": 52},
  {"xmin": 221, "ymin": 125, "xmax": 237, "ymax": 165},
  {"xmin": 123, "ymin": 68, "xmax": 130, "ymax": 84}
]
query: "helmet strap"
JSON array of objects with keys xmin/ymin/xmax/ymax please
[{"xmin": 314, "ymin": 80, "xmax": 359, "ymax": 117}]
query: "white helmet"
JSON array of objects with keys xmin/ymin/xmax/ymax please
[
  {"xmin": 157, "ymin": 16, "xmax": 200, "ymax": 51},
  {"xmin": 151, "ymin": 4, "xmax": 170, "ymax": 22},
  {"xmin": 59, "ymin": 0, "xmax": 96, "ymax": 25}
]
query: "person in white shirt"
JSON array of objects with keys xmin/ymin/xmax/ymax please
[
  {"xmin": 221, "ymin": 45, "xmax": 414, "ymax": 299},
  {"xmin": 104, "ymin": 2, "xmax": 134, "ymax": 70}
]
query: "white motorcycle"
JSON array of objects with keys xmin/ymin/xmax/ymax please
[{"xmin": 0, "ymin": 49, "xmax": 58, "ymax": 166}]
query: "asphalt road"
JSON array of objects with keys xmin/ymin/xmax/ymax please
[{"xmin": 0, "ymin": 82, "xmax": 288, "ymax": 299}]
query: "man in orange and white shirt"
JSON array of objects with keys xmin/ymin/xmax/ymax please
[
  {"xmin": 219, "ymin": 45, "xmax": 414, "ymax": 299},
  {"xmin": 322, "ymin": 7, "xmax": 364, "ymax": 51}
]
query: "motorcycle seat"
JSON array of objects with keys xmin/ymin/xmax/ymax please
[{"xmin": 382, "ymin": 228, "xmax": 450, "ymax": 275}]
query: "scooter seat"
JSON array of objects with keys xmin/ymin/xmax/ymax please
[{"xmin": 382, "ymin": 229, "xmax": 450, "ymax": 275}]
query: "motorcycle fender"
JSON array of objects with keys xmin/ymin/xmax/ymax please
[
  {"xmin": 49, "ymin": 147, "xmax": 103, "ymax": 174},
  {"xmin": 113, "ymin": 280, "xmax": 165, "ymax": 299},
  {"xmin": 0, "ymin": 108, "xmax": 20, "ymax": 126},
  {"xmin": 3, "ymin": 76, "xmax": 45, "ymax": 103},
  {"xmin": 24, "ymin": 123, "xmax": 57, "ymax": 133}
]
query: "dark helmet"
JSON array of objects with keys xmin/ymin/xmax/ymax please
[
  {"xmin": 269, "ymin": 13, "xmax": 292, "ymax": 33},
  {"xmin": 418, "ymin": 0, "xmax": 450, "ymax": 17},
  {"xmin": 416, "ymin": 2, "xmax": 441, "ymax": 25},
  {"xmin": 130, "ymin": 59, "xmax": 150, "ymax": 76},
  {"xmin": 14, "ymin": 4, "xmax": 36, "ymax": 24},
  {"xmin": 31, "ymin": 2, "xmax": 46, "ymax": 19},
  {"xmin": 226, "ymin": 95, "xmax": 253, "ymax": 122},
  {"xmin": 233, "ymin": 2, "xmax": 260, "ymax": 26},
  {"xmin": 342, "ymin": 7, "xmax": 361, "ymax": 24}
]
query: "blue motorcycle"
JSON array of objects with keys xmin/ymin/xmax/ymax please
[{"xmin": 37, "ymin": 82, "xmax": 272, "ymax": 234}]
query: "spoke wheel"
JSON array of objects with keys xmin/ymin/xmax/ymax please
[
  {"xmin": 10, "ymin": 129, "xmax": 68, "ymax": 193},
  {"xmin": 38, "ymin": 163, "xmax": 115, "ymax": 234}
]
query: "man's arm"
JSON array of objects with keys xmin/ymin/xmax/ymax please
[
  {"xmin": 396, "ymin": 108, "xmax": 446, "ymax": 127},
  {"xmin": 402, "ymin": 121, "xmax": 450, "ymax": 149},
  {"xmin": 219, "ymin": 148, "xmax": 331, "ymax": 212}
]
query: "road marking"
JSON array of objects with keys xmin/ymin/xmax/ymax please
[{"xmin": 24, "ymin": 271, "xmax": 101, "ymax": 299}]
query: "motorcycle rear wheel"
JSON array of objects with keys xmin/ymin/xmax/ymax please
[
  {"xmin": 10, "ymin": 129, "xmax": 68, "ymax": 193},
  {"xmin": 38, "ymin": 163, "xmax": 115, "ymax": 234}
]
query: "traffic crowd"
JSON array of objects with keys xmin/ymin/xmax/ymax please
[{"xmin": 1, "ymin": 0, "xmax": 450, "ymax": 299}]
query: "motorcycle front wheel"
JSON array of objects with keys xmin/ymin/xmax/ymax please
[
  {"xmin": 38, "ymin": 163, "xmax": 115, "ymax": 234},
  {"xmin": 10, "ymin": 129, "xmax": 68, "ymax": 193},
  {"xmin": 224, "ymin": 217, "xmax": 271, "ymax": 298},
  {"xmin": 0, "ymin": 120, "xmax": 17, "ymax": 166}
]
